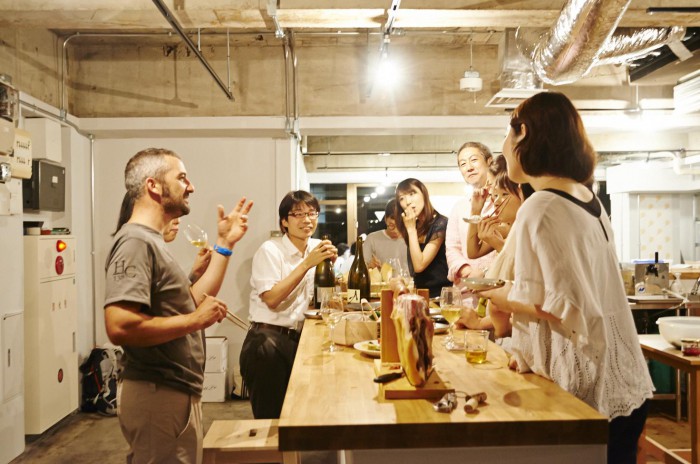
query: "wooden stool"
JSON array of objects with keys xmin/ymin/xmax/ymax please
[{"xmin": 203, "ymin": 419, "xmax": 299, "ymax": 464}]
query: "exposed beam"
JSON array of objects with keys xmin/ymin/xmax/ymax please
[{"xmin": 0, "ymin": 8, "xmax": 697, "ymax": 30}]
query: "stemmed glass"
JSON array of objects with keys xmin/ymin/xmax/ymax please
[
  {"xmin": 183, "ymin": 224, "xmax": 208, "ymax": 248},
  {"xmin": 319, "ymin": 292, "xmax": 344, "ymax": 353},
  {"xmin": 387, "ymin": 258, "xmax": 402, "ymax": 280},
  {"xmin": 440, "ymin": 286, "xmax": 463, "ymax": 351}
]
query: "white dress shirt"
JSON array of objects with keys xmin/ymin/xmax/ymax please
[{"xmin": 248, "ymin": 234, "xmax": 320, "ymax": 330}]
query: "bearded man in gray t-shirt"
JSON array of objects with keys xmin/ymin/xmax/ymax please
[{"xmin": 104, "ymin": 147, "xmax": 253, "ymax": 464}]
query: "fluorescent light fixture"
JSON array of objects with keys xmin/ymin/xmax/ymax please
[{"xmin": 375, "ymin": 211, "xmax": 386, "ymax": 221}]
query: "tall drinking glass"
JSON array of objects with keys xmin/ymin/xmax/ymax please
[
  {"xmin": 319, "ymin": 291, "xmax": 344, "ymax": 352},
  {"xmin": 440, "ymin": 286, "xmax": 463, "ymax": 351}
]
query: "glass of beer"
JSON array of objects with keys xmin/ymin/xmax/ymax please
[{"xmin": 464, "ymin": 330, "xmax": 489, "ymax": 364}]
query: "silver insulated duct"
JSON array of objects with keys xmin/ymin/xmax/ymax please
[{"xmin": 516, "ymin": 0, "xmax": 686, "ymax": 85}]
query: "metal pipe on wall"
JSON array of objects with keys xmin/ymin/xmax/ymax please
[{"xmin": 151, "ymin": 0, "xmax": 234, "ymax": 100}]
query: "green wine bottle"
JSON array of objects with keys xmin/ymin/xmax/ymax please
[
  {"xmin": 347, "ymin": 236, "xmax": 370, "ymax": 304},
  {"xmin": 314, "ymin": 235, "xmax": 335, "ymax": 308}
]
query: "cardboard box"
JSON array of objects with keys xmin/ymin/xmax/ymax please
[
  {"xmin": 202, "ymin": 371, "xmax": 227, "ymax": 402},
  {"xmin": 205, "ymin": 336, "xmax": 228, "ymax": 373}
]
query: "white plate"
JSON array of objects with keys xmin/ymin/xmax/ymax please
[
  {"xmin": 304, "ymin": 309, "xmax": 322, "ymax": 320},
  {"xmin": 428, "ymin": 307, "xmax": 442, "ymax": 317},
  {"xmin": 459, "ymin": 278, "xmax": 506, "ymax": 292},
  {"xmin": 433, "ymin": 322, "xmax": 449, "ymax": 334},
  {"xmin": 354, "ymin": 339, "xmax": 381, "ymax": 358}
]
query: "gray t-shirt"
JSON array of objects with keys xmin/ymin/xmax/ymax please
[
  {"xmin": 104, "ymin": 223, "xmax": 204, "ymax": 396},
  {"xmin": 363, "ymin": 229, "xmax": 409, "ymax": 271}
]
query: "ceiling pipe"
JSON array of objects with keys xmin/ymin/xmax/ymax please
[
  {"xmin": 151, "ymin": 0, "xmax": 234, "ymax": 100},
  {"xmin": 515, "ymin": 0, "xmax": 684, "ymax": 85}
]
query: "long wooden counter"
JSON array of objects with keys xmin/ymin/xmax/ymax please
[{"xmin": 278, "ymin": 319, "xmax": 607, "ymax": 461}]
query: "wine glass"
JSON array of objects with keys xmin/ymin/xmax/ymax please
[
  {"xmin": 319, "ymin": 291, "xmax": 344, "ymax": 353},
  {"xmin": 183, "ymin": 223, "xmax": 208, "ymax": 248},
  {"xmin": 440, "ymin": 286, "xmax": 463, "ymax": 351},
  {"xmin": 386, "ymin": 258, "xmax": 402, "ymax": 280}
]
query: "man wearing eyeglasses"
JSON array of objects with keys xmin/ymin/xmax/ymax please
[{"xmin": 240, "ymin": 190, "xmax": 337, "ymax": 419}]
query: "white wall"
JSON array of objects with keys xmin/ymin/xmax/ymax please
[
  {"xmin": 92, "ymin": 136, "xmax": 298, "ymax": 388},
  {"xmin": 62, "ymin": 127, "xmax": 94, "ymax": 358}
]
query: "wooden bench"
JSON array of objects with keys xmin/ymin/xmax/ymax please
[{"xmin": 203, "ymin": 419, "xmax": 299, "ymax": 464}]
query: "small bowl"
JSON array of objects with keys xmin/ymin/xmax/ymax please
[{"xmin": 656, "ymin": 316, "xmax": 700, "ymax": 348}]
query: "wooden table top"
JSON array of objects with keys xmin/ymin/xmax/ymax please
[
  {"xmin": 639, "ymin": 334, "xmax": 700, "ymax": 370},
  {"xmin": 278, "ymin": 319, "xmax": 607, "ymax": 451}
]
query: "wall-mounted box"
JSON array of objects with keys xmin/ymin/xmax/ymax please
[
  {"xmin": 22, "ymin": 159, "xmax": 65, "ymax": 212},
  {"xmin": 23, "ymin": 118, "xmax": 61, "ymax": 163},
  {"xmin": 10, "ymin": 129, "xmax": 32, "ymax": 179}
]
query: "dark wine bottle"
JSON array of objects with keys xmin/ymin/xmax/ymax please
[
  {"xmin": 314, "ymin": 235, "xmax": 335, "ymax": 308},
  {"xmin": 347, "ymin": 236, "xmax": 370, "ymax": 304}
]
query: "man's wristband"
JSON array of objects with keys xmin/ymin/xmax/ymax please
[{"xmin": 213, "ymin": 244, "xmax": 233, "ymax": 257}]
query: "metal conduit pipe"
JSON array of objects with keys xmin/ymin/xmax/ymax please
[
  {"xmin": 291, "ymin": 31, "xmax": 299, "ymax": 138},
  {"xmin": 283, "ymin": 35, "xmax": 292, "ymax": 134},
  {"xmin": 151, "ymin": 0, "xmax": 234, "ymax": 100},
  {"xmin": 61, "ymin": 32, "xmax": 176, "ymax": 116}
]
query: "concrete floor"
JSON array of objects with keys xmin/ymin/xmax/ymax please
[
  {"xmin": 12, "ymin": 399, "xmax": 337, "ymax": 464},
  {"xmin": 9, "ymin": 399, "xmax": 691, "ymax": 463}
]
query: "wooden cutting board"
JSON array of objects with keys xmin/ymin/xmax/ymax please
[{"xmin": 374, "ymin": 360, "xmax": 454, "ymax": 400}]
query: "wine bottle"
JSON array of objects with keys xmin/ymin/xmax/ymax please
[
  {"xmin": 347, "ymin": 236, "xmax": 370, "ymax": 304},
  {"xmin": 314, "ymin": 235, "xmax": 336, "ymax": 308}
]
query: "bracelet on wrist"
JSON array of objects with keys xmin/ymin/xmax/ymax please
[{"xmin": 213, "ymin": 244, "xmax": 233, "ymax": 257}]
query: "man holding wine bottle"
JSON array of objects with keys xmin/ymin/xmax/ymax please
[
  {"xmin": 104, "ymin": 148, "xmax": 253, "ymax": 464},
  {"xmin": 240, "ymin": 190, "xmax": 337, "ymax": 419}
]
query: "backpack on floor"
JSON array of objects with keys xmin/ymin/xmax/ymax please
[{"xmin": 79, "ymin": 346, "xmax": 123, "ymax": 416}]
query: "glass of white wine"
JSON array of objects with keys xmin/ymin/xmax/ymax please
[
  {"xmin": 319, "ymin": 292, "xmax": 344, "ymax": 353},
  {"xmin": 183, "ymin": 224, "xmax": 208, "ymax": 248},
  {"xmin": 440, "ymin": 286, "xmax": 463, "ymax": 351}
]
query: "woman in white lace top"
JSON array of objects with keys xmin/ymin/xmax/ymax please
[{"xmin": 480, "ymin": 92, "xmax": 654, "ymax": 464}]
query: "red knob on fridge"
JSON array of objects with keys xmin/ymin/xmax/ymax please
[{"xmin": 55, "ymin": 256, "xmax": 64, "ymax": 275}]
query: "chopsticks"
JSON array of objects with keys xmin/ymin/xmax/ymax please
[{"xmin": 226, "ymin": 310, "xmax": 250, "ymax": 331}]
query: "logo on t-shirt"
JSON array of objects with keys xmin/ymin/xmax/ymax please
[{"xmin": 112, "ymin": 259, "xmax": 137, "ymax": 281}]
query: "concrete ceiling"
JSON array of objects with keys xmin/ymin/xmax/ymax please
[{"xmin": 1, "ymin": 0, "xmax": 699, "ymax": 173}]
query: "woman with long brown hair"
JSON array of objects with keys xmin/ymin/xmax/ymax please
[{"xmin": 395, "ymin": 178, "xmax": 450, "ymax": 298}]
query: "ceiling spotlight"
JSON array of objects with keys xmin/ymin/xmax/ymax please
[
  {"xmin": 375, "ymin": 185, "xmax": 386, "ymax": 194},
  {"xmin": 363, "ymin": 195, "xmax": 371, "ymax": 203},
  {"xmin": 335, "ymin": 207, "xmax": 342, "ymax": 214},
  {"xmin": 370, "ymin": 192, "xmax": 378, "ymax": 199}
]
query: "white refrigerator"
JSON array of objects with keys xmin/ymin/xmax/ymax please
[{"xmin": 0, "ymin": 179, "xmax": 25, "ymax": 463}]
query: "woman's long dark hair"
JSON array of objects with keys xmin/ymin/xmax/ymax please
[{"xmin": 395, "ymin": 178, "xmax": 438, "ymax": 243}]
